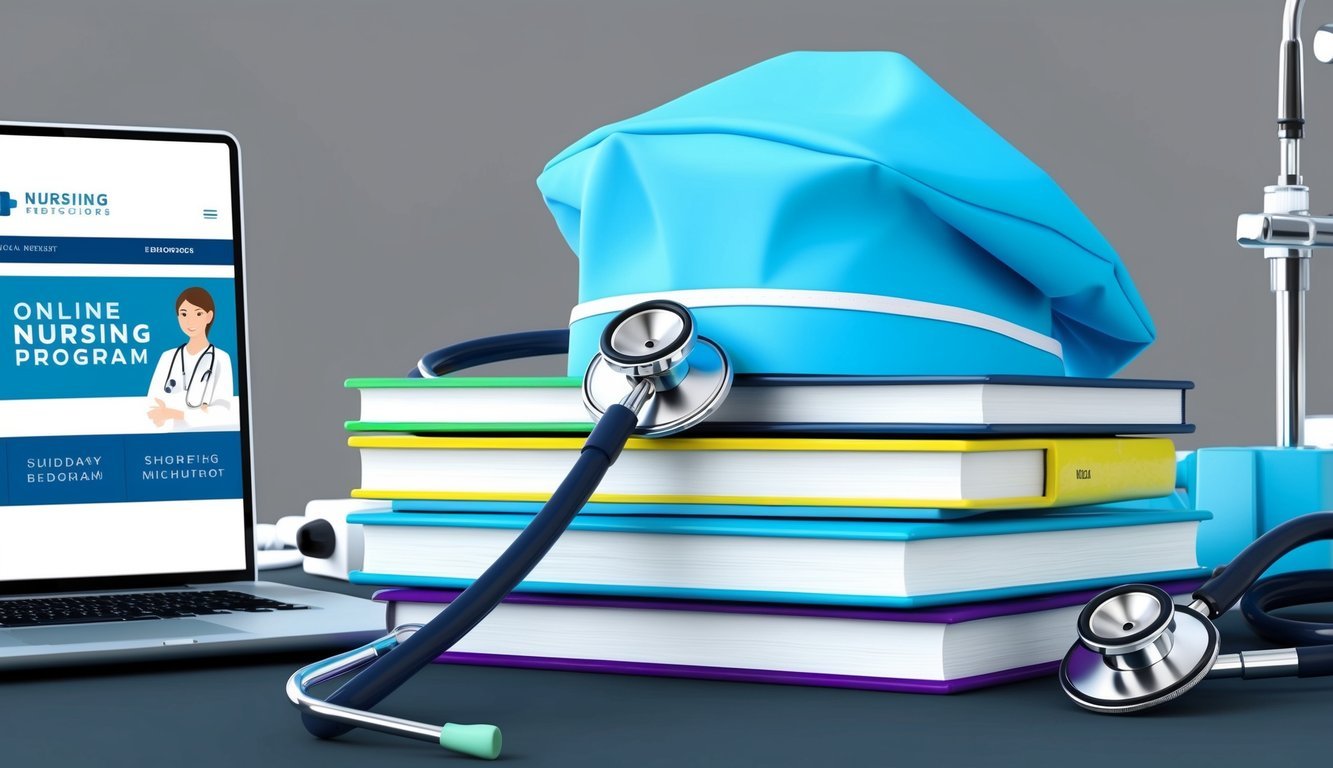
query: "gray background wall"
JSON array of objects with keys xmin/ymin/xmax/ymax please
[{"xmin": 1, "ymin": 0, "xmax": 1326, "ymax": 521}]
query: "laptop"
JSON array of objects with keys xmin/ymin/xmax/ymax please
[{"xmin": 0, "ymin": 122, "xmax": 382, "ymax": 669}]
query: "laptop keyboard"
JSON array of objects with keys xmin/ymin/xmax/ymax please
[{"xmin": 0, "ymin": 590, "xmax": 310, "ymax": 628}]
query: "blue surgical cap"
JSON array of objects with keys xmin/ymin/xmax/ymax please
[{"xmin": 537, "ymin": 51, "xmax": 1154, "ymax": 378}]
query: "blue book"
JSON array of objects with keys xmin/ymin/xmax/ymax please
[
  {"xmin": 348, "ymin": 506, "xmax": 1209, "ymax": 608},
  {"xmin": 345, "ymin": 374, "xmax": 1194, "ymax": 436},
  {"xmin": 387, "ymin": 491, "xmax": 1192, "ymax": 522}
]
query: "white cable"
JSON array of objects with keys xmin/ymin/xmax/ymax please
[{"xmin": 254, "ymin": 521, "xmax": 304, "ymax": 571}]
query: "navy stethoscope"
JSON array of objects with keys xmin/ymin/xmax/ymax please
[
  {"xmin": 162, "ymin": 343, "xmax": 216, "ymax": 409},
  {"xmin": 289, "ymin": 299, "xmax": 1333, "ymax": 758},
  {"xmin": 288, "ymin": 299, "xmax": 733, "ymax": 759},
  {"xmin": 1062, "ymin": 512, "xmax": 1333, "ymax": 713}
]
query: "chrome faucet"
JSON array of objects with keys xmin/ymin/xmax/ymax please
[{"xmin": 1234, "ymin": 0, "xmax": 1333, "ymax": 447}]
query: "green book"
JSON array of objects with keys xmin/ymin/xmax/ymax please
[
  {"xmin": 346, "ymin": 376, "xmax": 588, "ymax": 433},
  {"xmin": 343, "ymin": 374, "xmax": 1194, "ymax": 436}
]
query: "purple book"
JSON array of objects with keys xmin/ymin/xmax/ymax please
[{"xmin": 374, "ymin": 579, "xmax": 1203, "ymax": 694}]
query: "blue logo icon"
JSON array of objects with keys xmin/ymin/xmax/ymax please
[{"xmin": 0, "ymin": 191, "xmax": 17, "ymax": 217}]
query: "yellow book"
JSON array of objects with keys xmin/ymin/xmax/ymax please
[{"xmin": 348, "ymin": 435, "xmax": 1176, "ymax": 510}]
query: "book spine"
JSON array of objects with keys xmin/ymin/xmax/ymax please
[{"xmin": 1043, "ymin": 438, "xmax": 1177, "ymax": 507}]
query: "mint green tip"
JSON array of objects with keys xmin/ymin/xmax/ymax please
[{"xmin": 440, "ymin": 723, "xmax": 502, "ymax": 760}]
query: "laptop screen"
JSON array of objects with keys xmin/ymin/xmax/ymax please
[{"xmin": 0, "ymin": 125, "xmax": 252, "ymax": 593}]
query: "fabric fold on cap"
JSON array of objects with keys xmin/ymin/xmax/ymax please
[{"xmin": 538, "ymin": 51, "xmax": 1154, "ymax": 378}]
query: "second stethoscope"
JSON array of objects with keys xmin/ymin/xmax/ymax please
[
  {"xmin": 288, "ymin": 299, "xmax": 733, "ymax": 760},
  {"xmin": 1062, "ymin": 512, "xmax": 1333, "ymax": 713},
  {"xmin": 162, "ymin": 343, "xmax": 216, "ymax": 409}
]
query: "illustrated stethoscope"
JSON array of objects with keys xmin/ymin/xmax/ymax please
[
  {"xmin": 288, "ymin": 298, "xmax": 1333, "ymax": 759},
  {"xmin": 162, "ymin": 343, "xmax": 216, "ymax": 409}
]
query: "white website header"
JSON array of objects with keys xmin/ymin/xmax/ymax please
[{"xmin": 0, "ymin": 133, "xmax": 234, "ymax": 240}]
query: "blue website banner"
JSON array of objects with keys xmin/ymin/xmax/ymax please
[
  {"xmin": 1, "ymin": 432, "xmax": 242, "ymax": 506},
  {"xmin": 5, "ymin": 435, "xmax": 125, "ymax": 505},
  {"xmin": 0, "ymin": 276, "xmax": 238, "ymax": 400},
  {"xmin": 0, "ymin": 237, "xmax": 234, "ymax": 266},
  {"xmin": 123, "ymin": 433, "xmax": 241, "ymax": 503}
]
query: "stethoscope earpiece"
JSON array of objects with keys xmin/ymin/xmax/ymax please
[
  {"xmin": 288, "ymin": 624, "xmax": 503, "ymax": 759},
  {"xmin": 1061, "ymin": 584, "xmax": 1219, "ymax": 714}
]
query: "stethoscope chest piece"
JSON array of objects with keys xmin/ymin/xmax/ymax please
[
  {"xmin": 583, "ymin": 300, "xmax": 733, "ymax": 437},
  {"xmin": 1060, "ymin": 584, "xmax": 1219, "ymax": 714}
]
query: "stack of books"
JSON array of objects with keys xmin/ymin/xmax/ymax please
[{"xmin": 334, "ymin": 374, "xmax": 1207, "ymax": 693}]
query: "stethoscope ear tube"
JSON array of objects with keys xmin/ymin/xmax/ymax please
[
  {"xmin": 288, "ymin": 626, "xmax": 503, "ymax": 759},
  {"xmin": 1297, "ymin": 644, "xmax": 1333, "ymax": 677},
  {"xmin": 301, "ymin": 301, "xmax": 726, "ymax": 754},
  {"xmin": 1193, "ymin": 511, "xmax": 1333, "ymax": 616},
  {"xmin": 412, "ymin": 329, "xmax": 569, "ymax": 378},
  {"xmin": 1240, "ymin": 569, "xmax": 1333, "ymax": 646},
  {"xmin": 300, "ymin": 403, "xmax": 641, "ymax": 742}
]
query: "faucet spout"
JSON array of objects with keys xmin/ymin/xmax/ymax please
[
  {"xmin": 1280, "ymin": 0, "xmax": 1306, "ymax": 178},
  {"xmin": 1286, "ymin": 0, "xmax": 1306, "ymax": 43}
]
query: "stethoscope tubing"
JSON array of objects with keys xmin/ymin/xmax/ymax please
[
  {"xmin": 1241, "ymin": 569, "xmax": 1333, "ymax": 646},
  {"xmin": 1194, "ymin": 511, "xmax": 1333, "ymax": 617},
  {"xmin": 301, "ymin": 402, "xmax": 641, "ymax": 740},
  {"xmin": 412, "ymin": 329, "xmax": 569, "ymax": 378}
]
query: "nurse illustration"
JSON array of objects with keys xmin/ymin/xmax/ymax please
[{"xmin": 146, "ymin": 286, "xmax": 236, "ymax": 429}]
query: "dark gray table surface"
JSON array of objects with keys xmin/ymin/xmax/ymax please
[{"xmin": 2, "ymin": 568, "xmax": 1329, "ymax": 768}]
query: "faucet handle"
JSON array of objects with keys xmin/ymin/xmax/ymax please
[{"xmin": 1236, "ymin": 213, "xmax": 1333, "ymax": 249}]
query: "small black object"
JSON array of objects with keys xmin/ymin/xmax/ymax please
[{"xmin": 296, "ymin": 519, "xmax": 338, "ymax": 559}]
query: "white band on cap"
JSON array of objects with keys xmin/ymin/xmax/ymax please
[{"xmin": 570, "ymin": 288, "xmax": 1064, "ymax": 360}]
